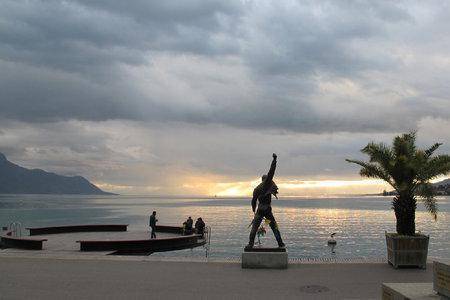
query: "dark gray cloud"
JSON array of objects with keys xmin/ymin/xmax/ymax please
[
  {"xmin": 1, "ymin": 1, "xmax": 449, "ymax": 134},
  {"xmin": 0, "ymin": 1, "xmax": 241, "ymax": 71},
  {"xmin": 240, "ymin": 1, "xmax": 411, "ymax": 77},
  {"xmin": 1, "ymin": 0, "xmax": 449, "ymax": 133},
  {"xmin": 0, "ymin": 1, "xmax": 450, "ymax": 193}
]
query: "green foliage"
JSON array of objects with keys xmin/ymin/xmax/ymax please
[{"xmin": 346, "ymin": 132, "xmax": 450, "ymax": 234}]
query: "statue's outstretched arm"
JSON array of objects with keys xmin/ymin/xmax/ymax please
[{"xmin": 263, "ymin": 153, "xmax": 277, "ymax": 189}]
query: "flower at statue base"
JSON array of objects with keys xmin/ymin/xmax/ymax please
[
  {"xmin": 257, "ymin": 226, "xmax": 266, "ymax": 237},
  {"xmin": 256, "ymin": 218, "xmax": 271, "ymax": 245},
  {"xmin": 256, "ymin": 225, "xmax": 266, "ymax": 245}
]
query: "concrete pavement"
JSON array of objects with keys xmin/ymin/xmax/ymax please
[{"xmin": 0, "ymin": 257, "xmax": 434, "ymax": 299}]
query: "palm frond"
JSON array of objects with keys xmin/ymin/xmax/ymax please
[
  {"xmin": 415, "ymin": 182, "xmax": 438, "ymax": 220},
  {"xmin": 420, "ymin": 155, "xmax": 450, "ymax": 180},
  {"xmin": 393, "ymin": 132, "xmax": 416, "ymax": 158},
  {"xmin": 361, "ymin": 142, "xmax": 393, "ymax": 171},
  {"xmin": 425, "ymin": 143, "xmax": 442, "ymax": 158},
  {"xmin": 346, "ymin": 159, "xmax": 394, "ymax": 188}
]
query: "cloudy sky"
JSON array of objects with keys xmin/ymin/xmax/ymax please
[{"xmin": 0, "ymin": 1, "xmax": 449, "ymax": 196}]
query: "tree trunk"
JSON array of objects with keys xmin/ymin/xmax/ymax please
[{"xmin": 393, "ymin": 195, "xmax": 416, "ymax": 236}]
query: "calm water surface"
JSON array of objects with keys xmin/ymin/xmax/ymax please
[{"xmin": 1, "ymin": 195, "xmax": 449, "ymax": 260}]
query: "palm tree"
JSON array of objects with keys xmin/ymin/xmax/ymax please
[{"xmin": 346, "ymin": 132, "xmax": 450, "ymax": 236}]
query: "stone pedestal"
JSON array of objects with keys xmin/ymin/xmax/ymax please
[
  {"xmin": 241, "ymin": 247, "xmax": 288, "ymax": 269},
  {"xmin": 434, "ymin": 260, "xmax": 450, "ymax": 298},
  {"xmin": 381, "ymin": 283, "xmax": 440, "ymax": 300}
]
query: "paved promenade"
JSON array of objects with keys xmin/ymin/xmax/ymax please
[{"xmin": 0, "ymin": 257, "xmax": 433, "ymax": 299}]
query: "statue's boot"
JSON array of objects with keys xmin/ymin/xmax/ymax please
[
  {"xmin": 269, "ymin": 222, "xmax": 285, "ymax": 247},
  {"xmin": 244, "ymin": 244, "xmax": 254, "ymax": 251}
]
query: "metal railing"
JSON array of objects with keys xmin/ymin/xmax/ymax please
[
  {"xmin": 203, "ymin": 226, "xmax": 211, "ymax": 258},
  {"xmin": 9, "ymin": 222, "xmax": 22, "ymax": 237}
]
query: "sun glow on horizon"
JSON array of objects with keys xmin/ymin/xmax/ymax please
[
  {"xmin": 96, "ymin": 176, "xmax": 449, "ymax": 197},
  {"xmin": 279, "ymin": 179, "xmax": 386, "ymax": 188},
  {"xmin": 212, "ymin": 178, "xmax": 391, "ymax": 197}
]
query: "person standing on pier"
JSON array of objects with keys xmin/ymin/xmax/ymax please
[
  {"xmin": 246, "ymin": 153, "xmax": 285, "ymax": 249},
  {"xmin": 149, "ymin": 211, "xmax": 158, "ymax": 239}
]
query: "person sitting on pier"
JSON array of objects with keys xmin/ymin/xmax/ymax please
[
  {"xmin": 183, "ymin": 216, "xmax": 194, "ymax": 235},
  {"xmin": 149, "ymin": 211, "xmax": 158, "ymax": 239},
  {"xmin": 195, "ymin": 217, "xmax": 206, "ymax": 238}
]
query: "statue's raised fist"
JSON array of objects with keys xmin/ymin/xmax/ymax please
[{"xmin": 273, "ymin": 153, "xmax": 277, "ymax": 159}]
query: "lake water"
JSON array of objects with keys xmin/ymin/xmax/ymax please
[{"xmin": 1, "ymin": 194, "xmax": 449, "ymax": 260}]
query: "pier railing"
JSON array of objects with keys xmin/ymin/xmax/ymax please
[{"xmin": 203, "ymin": 226, "xmax": 211, "ymax": 258}]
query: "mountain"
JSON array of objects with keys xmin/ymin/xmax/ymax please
[
  {"xmin": 434, "ymin": 178, "xmax": 450, "ymax": 187},
  {"xmin": 381, "ymin": 178, "xmax": 450, "ymax": 196},
  {"xmin": 433, "ymin": 179, "xmax": 450, "ymax": 196},
  {"xmin": 0, "ymin": 152, "xmax": 115, "ymax": 195}
]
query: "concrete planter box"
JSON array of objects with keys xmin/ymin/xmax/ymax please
[
  {"xmin": 433, "ymin": 260, "xmax": 450, "ymax": 298},
  {"xmin": 385, "ymin": 233, "xmax": 429, "ymax": 269},
  {"xmin": 381, "ymin": 283, "xmax": 438, "ymax": 300}
]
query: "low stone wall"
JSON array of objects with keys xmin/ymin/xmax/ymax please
[
  {"xmin": 1, "ymin": 231, "xmax": 47, "ymax": 250},
  {"xmin": 381, "ymin": 283, "xmax": 437, "ymax": 300},
  {"xmin": 27, "ymin": 224, "xmax": 128, "ymax": 235},
  {"xmin": 433, "ymin": 260, "xmax": 450, "ymax": 298},
  {"xmin": 77, "ymin": 234, "xmax": 204, "ymax": 252}
]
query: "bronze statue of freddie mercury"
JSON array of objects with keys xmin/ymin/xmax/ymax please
[{"xmin": 245, "ymin": 153, "xmax": 285, "ymax": 249}]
